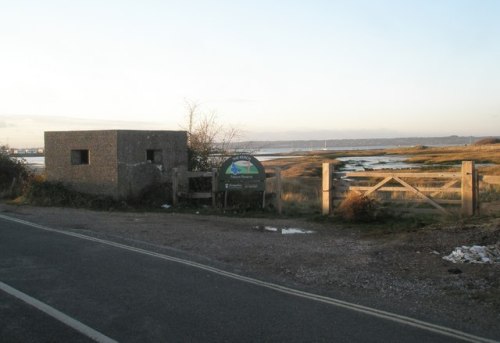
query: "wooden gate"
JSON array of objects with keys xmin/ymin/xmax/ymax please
[
  {"xmin": 172, "ymin": 168, "xmax": 218, "ymax": 207},
  {"xmin": 322, "ymin": 161, "xmax": 478, "ymax": 216}
]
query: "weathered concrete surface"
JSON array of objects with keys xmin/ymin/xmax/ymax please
[{"xmin": 45, "ymin": 130, "xmax": 187, "ymax": 198}]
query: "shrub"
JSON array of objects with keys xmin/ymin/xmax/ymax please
[
  {"xmin": 21, "ymin": 178, "xmax": 173, "ymax": 210},
  {"xmin": 335, "ymin": 192, "xmax": 379, "ymax": 222},
  {"xmin": 24, "ymin": 179, "xmax": 83, "ymax": 207},
  {"xmin": 0, "ymin": 147, "xmax": 31, "ymax": 198},
  {"xmin": 23, "ymin": 179, "xmax": 119, "ymax": 209}
]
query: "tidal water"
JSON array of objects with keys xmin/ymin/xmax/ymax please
[
  {"xmin": 21, "ymin": 156, "xmax": 44, "ymax": 166},
  {"xmin": 336, "ymin": 155, "xmax": 421, "ymax": 171},
  {"xmin": 20, "ymin": 147, "xmax": 460, "ymax": 172}
]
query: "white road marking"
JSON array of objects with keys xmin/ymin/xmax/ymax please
[
  {"xmin": 0, "ymin": 281, "xmax": 117, "ymax": 343},
  {"xmin": 0, "ymin": 213, "xmax": 497, "ymax": 343}
]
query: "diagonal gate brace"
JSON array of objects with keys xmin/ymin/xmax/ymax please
[
  {"xmin": 364, "ymin": 176, "xmax": 393, "ymax": 197},
  {"xmin": 393, "ymin": 176, "xmax": 450, "ymax": 215}
]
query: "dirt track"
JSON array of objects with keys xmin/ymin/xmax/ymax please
[{"xmin": 1, "ymin": 203, "xmax": 499, "ymax": 339}]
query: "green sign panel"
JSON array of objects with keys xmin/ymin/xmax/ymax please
[{"xmin": 218, "ymin": 154, "xmax": 266, "ymax": 191}]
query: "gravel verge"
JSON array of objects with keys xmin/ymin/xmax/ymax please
[{"xmin": 1, "ymin": 203, "xmax": 499, "ymax": 339}]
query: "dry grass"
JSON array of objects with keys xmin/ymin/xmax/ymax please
[
  {"xmin": 263, "ymin": 157, "xmax": 336, "ymax": 214},
  {"xmin": 387, "ymin": 144, "xmax": 500, "ymax": 165},
  {"xmin": 335, "ymin": 192, "xmax": 379, "ymax": 222},
  {"xmin": 265, "ymin": 176, "xmax": 321, "ymax": 214},
  {"xmin": 263, "ymin": 144, "xmax": 500, "ymax": 177},
  {"xmin": 263, "ymin": 156, "xmax": 341, "ymax": 178},
  {"xmin": 261, "ymin": 144, "xmax": 500, "ymax": 217},
  {"xmin": 478, "ymin": 164, "xmax": 500, "ymax": 175}
]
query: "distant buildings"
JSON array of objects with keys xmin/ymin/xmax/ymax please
[{"xmin": 7, "ymin": 148, "xmax": 44, "ymax": 155}]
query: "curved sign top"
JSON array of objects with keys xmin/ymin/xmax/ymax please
[{"xmin": 218, "ymin": 154, "xmax": 266, "ymax": 191}]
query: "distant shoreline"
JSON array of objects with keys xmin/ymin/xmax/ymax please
[
  {"xmin": 10, "ymin": 153, "xmax": 44, "ymax": 158},
  {"xmin": 231, "ymin": 135, "xmax": 488, "ymax": 150},
  {"xmin": 7, "ymin": 135, "xmax": 497, "ymax": 154}
]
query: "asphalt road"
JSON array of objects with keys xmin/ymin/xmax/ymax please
[{"xmin": 0, "ymin": 215, "xmax": 492, "ymax": 342}]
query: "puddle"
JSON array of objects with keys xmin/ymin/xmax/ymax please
[{"xmin": 253, "ymin": 226, "xmax": 315, "ymax": 235}]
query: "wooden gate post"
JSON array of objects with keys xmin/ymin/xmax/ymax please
[
  {"xmin": 461, "ymin": 161, "xmax": 476, "ymax": 216},
  {"xmin": 474, "ymin": 169, "xmax": 480, "ymax": 215},
  {"xmin": 275, "ymin": 168, "xmax": 282, "ymax": 215},
  {"xmin": 322, "ymin": 163, "xmax": 333, "ymax": 215}
]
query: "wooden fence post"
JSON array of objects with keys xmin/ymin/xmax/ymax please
[
  {"xmin": 275, "ymin": 168, "xmax": 282, "ymax": 215},
  {"xmin": 474, "ymin": 169, "xmax": 480, "ymax": 215},
  {"xmin": 461, "ymin": 161, "xmax": 476, "ymax": 216},
  {"xmin": 322, "ymin": 163, "xmax": 333, "ymax": 215},
  {"xmin": 172, "ymin": 168, "xmax": 179, "ymax": 206}
]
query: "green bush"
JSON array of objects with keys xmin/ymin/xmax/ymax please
[
  {"xmin": 22, "ymin": 178, "xmax": 173, "ymax": 210},
  {"xmin": 0, "ymin": 147, "xmax": 31, "ymax": 198},
  {"xmin": 23, "ymin": 179, "xmax": 119, "ymax": 209}
]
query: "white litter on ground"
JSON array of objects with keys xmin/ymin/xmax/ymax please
[
  {"xmin": 160, "ymin": 204, "xmax": 171, "ymax": 209},
  {"xmin": 252, "ymin": 226, "xmax": 315, "ymax": 235},
  {"xmin": 252, "ymin": 226, "xmax": 278, "ymax": 232},
  {"xmin": 252, "ymin": 226, "xmax": 279, "ymax": 233},
  {"xmin": 281, "ymin": 228, "xmax": 315, "ymax": 235},
  {"xmin": 442, "ymin": 244, "xmax": 500, "ymax": 264}
]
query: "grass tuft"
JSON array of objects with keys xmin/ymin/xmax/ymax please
[{"xmin": 335, "ymin": 192, "xmax": 380, "ymax": 223}]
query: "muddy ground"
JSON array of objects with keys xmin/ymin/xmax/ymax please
[{"xmin": 1, "ymin": 203, "xmax": 499, "ymax": 339}]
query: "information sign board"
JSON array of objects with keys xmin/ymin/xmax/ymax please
[{"xmin": 218, "ymin": 154, "xmax": 266, "ymax": 191}]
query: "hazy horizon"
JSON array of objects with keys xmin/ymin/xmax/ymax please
[
  {"xmin": 1, "ymin": 114, "xmax": 495, "ymax": 148},
  {"xmin": 1, "ymin": 1, "xmax": 499, "ymax": 146}
]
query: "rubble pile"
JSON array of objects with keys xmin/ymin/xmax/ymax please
[{"xmin": 443, "ymin": 244, "xmax": 500, "ymax": 264}]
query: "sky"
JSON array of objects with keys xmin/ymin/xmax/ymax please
[{"xmin": 1, "ymin": 0, "xmax": 499, "ymax": 147}]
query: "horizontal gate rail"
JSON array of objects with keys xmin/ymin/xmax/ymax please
[
  {"xmin": 322, "ymin": 161, "xmax": 479, "ymax": 217},
  {"xmin": 336, "ymin": 172, "xmax": 461, "ymax": 178}
]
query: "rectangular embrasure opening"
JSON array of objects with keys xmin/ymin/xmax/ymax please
[
  {"xmin": 146, "ymin": 149, "xmax": 162, "ymax": 164},
  {"xmin": 71, "ymin": 149, "xmax": 89, "ymax": 165}
]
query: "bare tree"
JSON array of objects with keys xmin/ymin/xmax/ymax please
[{"xmin": 183, "ymin": 100, "xmax": 241, "ymax": 171}]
